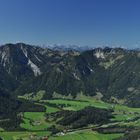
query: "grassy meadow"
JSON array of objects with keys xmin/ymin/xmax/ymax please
[{"xmin": 1, "ymin": 93, "xmax": 140, "ymax": 140}]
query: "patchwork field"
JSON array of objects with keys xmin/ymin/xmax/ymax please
[
  {"xmin": 49, "ymin": 130, "xmax": 123, "ymax": 140},
  {"xmin": 0, "ymin": 131, "xmax": 50, "ymax": 140},
  {"xmin": 0, "ymin": 130, "xmax": 123, "ymax": 140},
  {"xmin": 1, "ymin": 95, "xmax": 140, "ymax": 140}
]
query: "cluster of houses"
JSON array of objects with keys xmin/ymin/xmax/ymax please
[
  {"xmin": 29, "ymin": 134, "xmax": 49, "ymax": 140},
  {"xmin": 17, "ymin": 130, "xmax": 66, "ymax": 140}
]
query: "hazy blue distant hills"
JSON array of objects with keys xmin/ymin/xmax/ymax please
[
  {"xmin": 47, "ymin": 44, "xmax": 95, "ymax": 52},
  {"xmin": 0, "ymin": 43, "xmax": 140, "ymax": 107}
]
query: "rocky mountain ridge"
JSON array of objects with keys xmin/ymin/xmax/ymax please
[{"xmin": 0, "ymin": 43, "xmax": 140, "ymax": 107}]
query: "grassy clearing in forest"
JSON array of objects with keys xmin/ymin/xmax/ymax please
[{"xmin": 1, "ymin": 94, "xmax": 140, "ymax": 140}]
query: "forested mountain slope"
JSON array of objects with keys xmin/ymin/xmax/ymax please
[{"xmin": 0, "ymin": 43, "xmax": 140, "ymax": 107}]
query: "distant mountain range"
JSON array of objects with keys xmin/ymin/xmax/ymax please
[
  {"xmin": 0, "ymin": 43, "xmax": 140, "ymax": 107},
  {"xmin": 48, "ymin": 44, "xmax": 94, "ymax": 52}
]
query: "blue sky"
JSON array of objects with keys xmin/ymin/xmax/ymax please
[{"xmin": 0, "ymin": 0, "xmax": 140, "ymax": 48}]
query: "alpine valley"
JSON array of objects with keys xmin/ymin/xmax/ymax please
[{"xmin": 0, "ymin": 43, "xmax": 140, "ymax": 140}]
